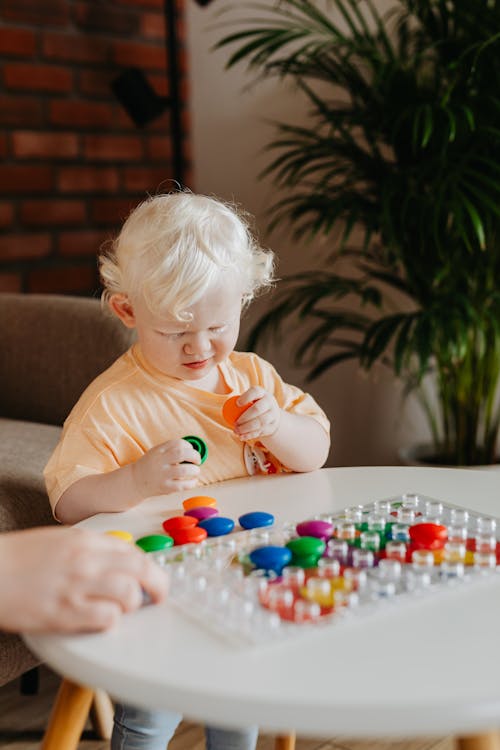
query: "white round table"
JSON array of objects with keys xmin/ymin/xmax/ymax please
[{"xmin": 26, "ymin": 467, "xmax": 500, "ymax": 744}]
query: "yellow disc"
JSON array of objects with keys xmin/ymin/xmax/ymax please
[
  {"xmin": 106, "ymin": 530, "xmax": 133, "ymax": 543},
  {"xmin": 300, "ymin": 584, "xmax": 334, "ymax": 608},
  {"xmin": 182, "ymin": 495, "xmax": 217, "ymax": 510},
  {"xmin": 465, "ymin": 550, "xmax": 475, "ymax": 566}
]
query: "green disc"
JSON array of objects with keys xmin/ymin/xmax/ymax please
[
  {"xmin": 182, "ymin": 435, "xmax": 208, "ymax": 464},
  {"xmin": 286, "ymin": 536, "xmax": 326, "ymax": 558},
  {"xmin": 290, "ymin": 553, "xmax": 322, "ymax": 569},
  {"xmin": 135, "ymin": 534, "xmax": 174, "ymax": 552}
]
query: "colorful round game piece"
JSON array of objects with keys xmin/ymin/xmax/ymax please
[
  {"xmin": 286, "ymin": 536, "xmax": 326, "ymax": 558},
  {"xmin": 409, "ymin": 522, "xmax": 447, "ymax": 549},
  {"xmin": 182, "ymin": 435, "xmax": 208, "ymax": 464},
  {"xmin": 171, "ymin": 526, "xmax": 208, "ymax": 545},
  {"xmin": 249, "ymin": 545, "xmax": 292, "ymax": 575},
  {"xmin": 222, "ymin": 395, "xmax": 255, "ymax": 426},
  {"xmin": 106, "ymin": 530, "xmax": 133, "ymax": 543},
  {"xmin": 135, "ymin": 534, "xmax": 174, "ymax": 552},
  {"xmin": 291, "ymin": 554, "xmax": 323, "ymax": 569},
  {"xmin": 162, "ymin": 515, "xmax": 198, "ymax": 534},
  {"xmin": 296, "ymin": 519, "xmax": 333, "ymax": 540},
  {"xmin": 198, "ymin": 516, "xmax": 235, "ymax": 537},
  {"xmin": 184, "ymin": 506, "xmax": 219, "ymax": 521},
  {"xmin": 183, "ymin": 495, "xmax": 217, "ymax": 511},
  {"xmin": 239, "ymin": 511, "xmax": 274, "ymax": 530}
]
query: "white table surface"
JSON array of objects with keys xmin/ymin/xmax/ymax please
[{"xmin": 26, "ymin": 466, "xmax": 500, "ymax": 738}]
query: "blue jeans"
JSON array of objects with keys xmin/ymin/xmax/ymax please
[{"xmin": 112, "ymin": 703, "xmax": 259, "ymax": 750}]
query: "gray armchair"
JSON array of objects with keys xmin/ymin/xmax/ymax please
[{"xmin": 0, "ymin": 292, "xmax": 134, "ymax": 687}]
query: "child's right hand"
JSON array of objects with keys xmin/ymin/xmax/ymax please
[{"xmin": 131, "ymin": 438, "xmax": 201, "ymax": 498}]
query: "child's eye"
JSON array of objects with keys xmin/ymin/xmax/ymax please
[
  {"xmin": 156, "ymin": 330, "xmax": 184, "ymax": 339},
  {"xmin": 210, "ymin": 325, "xmax": 227, "ymax": 333}
]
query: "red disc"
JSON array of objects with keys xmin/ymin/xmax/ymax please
[
  {"xmin": 162, "ymin": 515, "xmax": 198, "ymax": 534},
  {"xmin": 409, "ymin": 523, "xmax": 447, "ymax": 549},
  {"xmin": 171, "ymin": 526, "xmax": 208, "ymax": 545}
]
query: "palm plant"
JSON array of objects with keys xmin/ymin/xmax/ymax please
[{"xmin": 217, "ymin": 0, "xmax": 500, "ymax": 465}]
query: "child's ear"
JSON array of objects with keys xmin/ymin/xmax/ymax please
[{"xmin": 109, "ymin": 294, "xmax": 136, "ymax": 328}]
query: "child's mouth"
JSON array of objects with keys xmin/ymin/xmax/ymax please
[{"xmin": 184, "ymin": 359, "xmax": 209, "ymax": 369}]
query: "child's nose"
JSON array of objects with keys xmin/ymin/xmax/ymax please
[{"xmin": 184, "ymin": 331, "xmax": 211, "ymax": 355}]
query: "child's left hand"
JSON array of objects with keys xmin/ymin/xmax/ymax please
[{"xmin": 233, "ymin": 387, "xmax": 281, "ymax": 441}]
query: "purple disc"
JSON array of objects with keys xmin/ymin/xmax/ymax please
[
  {"xmin": 184, "ymin": 506, "xmax": 219, "ymax": 521},
  {"xmin": 296, "ymin": 519, "xmax": 333, "ymax": 540}
]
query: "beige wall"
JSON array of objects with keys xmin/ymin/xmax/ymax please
[{"xmin": 185, "ymin": 1, "xmax": 428, "ymax": 467}]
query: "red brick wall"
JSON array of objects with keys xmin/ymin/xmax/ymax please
[{"xmin": 0, "ymin": 0, "xmax": 190, "ymax": 295}]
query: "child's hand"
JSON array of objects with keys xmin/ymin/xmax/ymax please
[
  {"xmin": 233, "ymin": 387, "xmax": 281, "ymax": 441},
  {"xmin": 131, "ymin": 438, "xmax": 201, "ymax": 498}
]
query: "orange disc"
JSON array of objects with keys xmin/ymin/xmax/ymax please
[
  {"xmin": 222, "ymin": 395, "xmax": 253, "ymax": 426},
  {"xmin": 182, "ymin": 495, "xmax": 218, "ymax": 511}
]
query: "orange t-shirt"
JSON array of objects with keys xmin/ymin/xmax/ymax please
[{"xmin": 44, "ymin": 344, "xmax": 330, "ymax": 517}]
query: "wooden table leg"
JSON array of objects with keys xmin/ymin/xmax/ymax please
[
  {"xmin": 89, "ymin": 688, "xmax": 114, "ymax": 740},
  {"xmin": 457, "ymin": 732, "xmax": 500, "ymax": 750},
  {"xmin": 275, "ymin": 732, "xmax": 296, "ymax": 750},
  {"xmin": 41, "ymin": 678, "xmax": 94, "ymax": 750}
]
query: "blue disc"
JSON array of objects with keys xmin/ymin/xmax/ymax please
[
  {"xmin": 238, "ymin": 511, "xmax": 275, "ymax": 530},
  {"xmin": 198, "ymin": 516, "xmax": 235, "ymax": 537},
  {"xmin": 249, "ymin": 545, "xmax": 292, "ymax": 574}
]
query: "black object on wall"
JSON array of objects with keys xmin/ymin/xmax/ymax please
[{"xmin": 111, "ymin": 0, "xmax": 215, "ymax": 185}]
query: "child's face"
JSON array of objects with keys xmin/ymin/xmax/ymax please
[{"xmin": 112, "ymin": 278, "xmax": 243, "ymax": 389}]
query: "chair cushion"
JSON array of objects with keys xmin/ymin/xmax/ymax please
[
  {"xmin": 0, "ymin": 631, "xmax": 39, "ymax": 688},
  {"xmin": 0, "ymin": 293, "xmax": 135, "ymax": 426},
  {"xmin": 0, "ymin": 418, "xmax": 61, "ymax": 686},
  {"xmin": 0, "ymin": 418, "xmax": 60, "ymax": 532}
]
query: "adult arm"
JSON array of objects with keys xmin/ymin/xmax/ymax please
[{"xmin": 0, "ymin": 526, "xmax": 168, "ymax": 634}]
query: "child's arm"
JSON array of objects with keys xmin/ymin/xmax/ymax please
[
  {"xmin": 55, "ymin": 438, "xmax": 202, "ymax": 524},
  {"xmin": 233, "ymin": 387, "xmax": 330, "ymax": 472}
]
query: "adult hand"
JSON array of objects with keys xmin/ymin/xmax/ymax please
[
  {"xmin": 233, "ymin": 387, "xmax": 281, "ymax": 441},
  {"xmin": 0, "ymin": 526, "xmax": 168, "ymax": 634},
  {"xmin": 131, "ymin": 438, "xmax": 201, "ymax": 498}
]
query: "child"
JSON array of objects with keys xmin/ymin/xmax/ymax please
[{"xmin": 44, "ymin": 191, "xmax": 330, "ymax": 750}]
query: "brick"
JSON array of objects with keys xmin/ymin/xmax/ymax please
[
  {"xmin": 50, "ymin": 100, "xmax": 114, "ymax": 128},
  {"xmin": 57, "ymin": 166, "xmax": 119, "ymax": 193},
  {"xmin": 1, "ymin": 0, "xmax": 69, "ymax": 26},
  {"xmin": 112, "ymin": 40, "xmax": 165, "ymax": 71},
  {"xmin": 0, "ymin": 202, "xmax": 14, "ymax": 229},
  {"xmin": 0, "ymin": 165, "xmax": 53, "ymax": 194},
  {"xmin": 149, "ymin": 72, "xmax": 168, "ymax": 98},
  {"xmin": 140, "ymin": 12, "xmax": 165, "ymax": 39},
  {"xmin": 74, "ymin": 3, "xmax": 139, "ymax": 35},
  {"xmin": 58, "ymin": 229, "xmax": 110, "ymax": 256},
  {"xmin": 0, "ymin": 233, "xmax": 52, "ymax": 260},
  {"xmin": 113, "ymin": 0, "xmax": 163, "ymax": 8},
  {"xmin": 4, "ymin": 63, "xmax": 73, "ymax": 93},
  {"xmin": 0, "ymin": 272, "xmax": 22, "ymax": 292},
  {"xmin": 0, "ymin": 27, "xmax": 36, "ymax": 57},
  {"xmin": 12, "ymin": 131, "xmax": 79, "ymax": 159},
  {"xmin": 83, "ymin": 134, "xmax": 143, "ymax": 161},
  {"xmin": 90, "ymin": 197, "xmax": 140, "ymax": 225},
  {"xmin": 0, "ymin": 95, "xmax": 43, "ymax": 127},
  {"xmin": 42, "ymin": 31, "xmax": 108, "ymax": 64},
  {"xmin": 146, "ymin": 135, "xmax": 172, "ymax": 160},
  {"xmin": 122, "ymin": 166, "xmax": 173, "ymax": 192},
  {"xmin": 21, "ymin": 200, "xmax": 86, "ymax": 226},
  {"xmin": 78, "ymin": 69, "xmax": 115, "ymax": 98},
  {"xmin": 27, "ymin": 263, "xmax": 98, "ymax": 294}
]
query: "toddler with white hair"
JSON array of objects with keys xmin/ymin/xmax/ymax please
[{"xmin": 45, "ymin": 190, "xmax": 330, "ymax": 750}]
